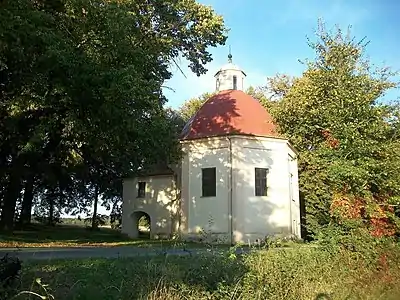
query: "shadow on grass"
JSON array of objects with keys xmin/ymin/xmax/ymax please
[
  {"xmin": 0, "ymin": 224, "xmax": 133, "ymax": 246},
  {"xmin": 0, "ymin": 224, "xmax": 233, "ymax": 251},
  {"xmin": 11, "ymin": 245, "xmax": 400, "ymax": 300},
  {"xmin": 19, "ymin": 253, "xmax": 249, "ymax": 299}
]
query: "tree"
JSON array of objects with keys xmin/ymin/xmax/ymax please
[
  {"xmin": 264, "ymin": 74, "xmax": 295, "ymax": 101},
  {"xmin": 0, "ymin": 0, "xmax": 227, "ymax": 230},
  {"xmin": 245, "ymin": 86, "xmax": 276, "ymax": 112},
  {"xmin": 177, "ymin": 92, "xmax": 216, "ymax": 122},
  {"xmin": 269, "ymin": 21, "xmax": 400, "ymax": 236}
]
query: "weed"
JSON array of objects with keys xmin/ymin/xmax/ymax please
[{"xmin": 9, "ymin": 241, "xmax": 400, "ymax": 300}]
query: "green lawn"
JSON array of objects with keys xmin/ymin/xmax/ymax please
[
  {"xmin": 0, "ymin": 224, "xmax": 226, "ymax": 249},
  {"xmin": 0, "ymin": 224, "xmax": 141, "ymax": 248},
  {"xmin": 5, "ymin": 245, "xmax": 400, "ymax": 300}
]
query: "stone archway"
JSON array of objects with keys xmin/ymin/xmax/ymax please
[{"xmin": 131, "ymin": 211, "xmax": 151, "ymax": 239}]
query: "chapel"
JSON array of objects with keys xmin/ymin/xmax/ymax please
[{"xmin": 121, "ymin": 54, "xmax": 301, "ymax": 244}]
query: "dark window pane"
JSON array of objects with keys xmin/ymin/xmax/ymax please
[
  {"xmin": 137, "ymin": 181, "xmax": 146, "ymax": 198},
  {"xmin": 233, "ymin": 75, "xmax": 237, "ymax": 90},
  {"xmin": 202, "ymin": 167, "xmax": 216, "ymax": 197},
  {"xmin": 255, "ymin": 168, "xmax": 268, "ymax": 196}
]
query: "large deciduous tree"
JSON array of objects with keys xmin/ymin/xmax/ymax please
[
  {"xmin": 0, "ymin": 0, "xmax": 227, "ymax": 230},
  {"xmin": 269, "ymin": 22, "xmax": 400, "ymax": 237}
]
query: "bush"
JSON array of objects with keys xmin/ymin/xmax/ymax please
[{"xmin": 0, "ymin": 254, "xmax": 22, "ymax": 299}]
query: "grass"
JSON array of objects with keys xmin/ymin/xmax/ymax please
[
  {"xmin": 7, "ymin": 243, "xmax": 400, "ymax": 300},
  {"xmin": 0, "ymin": 224, "xmax": 142, "ymax": 248},
  {"xmin": 0, "ymin": 224, "xmax": 229, "ymax": 250}
]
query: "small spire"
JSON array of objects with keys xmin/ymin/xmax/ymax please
[{"xmin": 228, "ymin": 45, "xmax": 232, "ymax": 63}]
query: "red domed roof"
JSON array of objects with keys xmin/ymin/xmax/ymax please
[{"xmin": 181, "ymin": 89, "xmax": 279, "ymax": 140}]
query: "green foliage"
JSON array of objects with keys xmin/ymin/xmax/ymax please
[
  {"xmin": 0, "ymin": 0, "xmax": 227, "ymax": 230},
  {"xmin": 246, "ymin": 85, "xmax": 277, "ymax": 111},
  {"xmin": 267, "ymin": 21, "xmax": 400, "ymax": 235},
  {"xmin": 138, "ymin": 215, "xmax": 150, "ymax": 228},
  {"xmin": 177, "ymin": 92, "xmax": 216, "ymax": 122},
  {"xmin": 84, "ymin": 214, "xmax": 108, "ymax": 228},
  {"xmin": 15, "ymin": 244, "xmax": 400, "ymax": 300},
  {"xmin": 265, "ymin": 73, "xmax": 296, "ymax": 100}
]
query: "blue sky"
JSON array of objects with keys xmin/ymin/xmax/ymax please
[{"xmin": 163, "ymin": 0, "xmax": 400, "ymax": 109}]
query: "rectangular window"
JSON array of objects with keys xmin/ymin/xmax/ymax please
[
  {"xmin": 137, "ymin": 181, "xmax": 146, "ymax": 198},
  {"xmin": 233, "ymin": 75, "xmax": 237, "ymax": 90},
  {"xmin": 255, "ymin": 168, "xmax": 269, "ymax": 196},
  {"xmin": 202, "ymin": 167, "xmax": 216, "ymax": 197}
]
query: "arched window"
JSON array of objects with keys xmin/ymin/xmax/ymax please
[{"xmin": 233, "ymin": 75, "xmax": 237, "ymax": 90}]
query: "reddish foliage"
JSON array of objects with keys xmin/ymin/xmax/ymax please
[
  {"xmin": 369, "ymin": 205, "xmax": 397, "ymax": 238},
  {"xmin": 321, "ymin": 129, "xmax": 340, "ymax": 149},
  {"xmin": 330, "ymin": 195, "xmax": 365, "ymax": 219},
  {"xmin": 370, "ymin": 218, "xmax": 396, "ymax": 238},
  {"xmin": 376, "ymin": 253, "xmax": 394, "ymax": 283},
  {"xmin": 330, "ymin": 194, "xmax": 397, "ymax": 238}
]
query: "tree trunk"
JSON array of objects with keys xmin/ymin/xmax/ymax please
[
  {"xmin": 91, "ymin": 186, "xmax": 99, "ymax": 229},
  {"xmin": 48, "ymin": 192, "xmax": 54, "ymax": 226},
  {"xmin": 0, "ymin": 169, "xmax": 22, "ymax": 231},
  {"xmin": 19, "ymin": 175, "xmax": 35, "ymax": 226}
]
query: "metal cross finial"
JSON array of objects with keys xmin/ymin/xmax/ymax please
[{"xmin": 228, "ymin": 45, "xmax": 232, "ymax": 63}]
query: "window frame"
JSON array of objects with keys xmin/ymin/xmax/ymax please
[
  {"xmin": 137, "ymin": 181, "xmax": 146, "ymax": 198},
  {"xmin": 255, "ymin": 167, "xmax": 269, "ymax": 196},
  {"xmin": 201, "ymin": 167, "xmax": 217, "ymax": 197},
  {"xmin": 233, "ymin": 75, "xmax": 237, "ymax": 90}
]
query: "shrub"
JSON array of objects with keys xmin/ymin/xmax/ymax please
[{"xmin": 0, "ymin": 254, "xmax": 22, "ymax": 299}]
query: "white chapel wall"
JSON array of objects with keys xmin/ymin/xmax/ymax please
[
  {"xmin": 122, "ymin": 175, "xmax": 177, "ymax": 239},
  {"xmin": 180, "ymin": 135, "xmax": 301, "ymax": 244},
  {"xmin": 180, "ymin": 137, "xmax": 231, "ymax": 242},
  {"xmin": 231, "ymin": 136, "xmax": 299, "ymax": 242}
]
